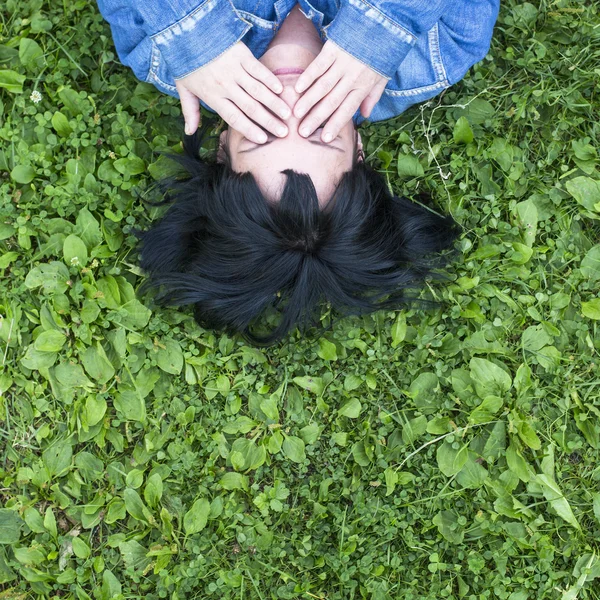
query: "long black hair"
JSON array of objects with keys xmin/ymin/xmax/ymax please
[{"xmin": 132, "ymin": 124, "xmax": 461, "ymax": 346}]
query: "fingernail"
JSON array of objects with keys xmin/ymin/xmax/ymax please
[
  {"xmin": 323, "ymin": 132, "xmax": 333, "ymax": 143},
  {"xmin": 258, "ymin": 132, "xmax": 267, "ymax": 143},
  {"xmin": 278, "ymin": 126, "xmax": 288, "ymax": 137},
  {"xmin": 280, "ymin": 108, "xmax": 291, "ymax": 119},
  {"xmin": 296, "ymin": 108, "xmax": 305, "ymax": 118},
  {"xmin": 275, "ymin": 84, "xmax": 283, "ymax": 93},
  {"xmin": 185, "ymin": 124, "xmax": 193, "ymax": 135},
  {"xmin": 300, "ymin": 127, "xmax": 310, "ymax": 137}
]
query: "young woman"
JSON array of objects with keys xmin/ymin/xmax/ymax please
[{"xmin": 96, "ymin": 0, "xmax": 500, "ymax": 345}]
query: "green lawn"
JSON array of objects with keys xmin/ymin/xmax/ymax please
[{"xmin": 1, "ymin": 0, "xmax": 600, "ymax": 598}]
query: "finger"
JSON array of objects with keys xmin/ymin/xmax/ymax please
[
  {"xmin": 242, "ymin": 57, "xmax": 284, "ymax": 94},
  {"xmin": 294, "ymin": 70, "xmax": 345, "ymax": 120},
  {"xmin": 237, "ymin": 73, "xmax": 291, "ymax": 120},
  {"xmin": 320, "ymin": 90, "xmax": 365, "ymax": 143},
  {"xmin": 360, "ymin": 79, "xmax": 387, "ymax": 119},
  {"xmin": 295, "ymin": 44, "xmax": 336, "ymax": 94},
  {"xmin": 297, "ymin": 78, "xmax": 353, "ymax": 138},
  {"xmin": 217, "ymin": 98, "xmax": 269, "ymax": 144},
  {"xmin": 178, "ymin": 85, "xmax": 201, "ymax": 135},
  {"xmin": 229, "ymin": 87, "xmax": 288, "ymax": 138}
]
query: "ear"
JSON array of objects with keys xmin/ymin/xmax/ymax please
[
  {"xmin": 356, "ymin": 130, "xmax": 364, "ymax": 163},
  {"xmin": 217, "ymin": 130, "xmax": 228, "ymax": 164}
]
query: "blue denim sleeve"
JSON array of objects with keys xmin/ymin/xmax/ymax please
[
  {"xmin": 96, "ymin": 0, "xmax": 251, "ymax": 81},
  {"xmin": 325, "ymin": 0, "xmax": 449, "ymax": 79}
]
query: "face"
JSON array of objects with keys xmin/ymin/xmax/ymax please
[{"xmin": 222, "ymin": 44, "xmax": 362, "ymax": 208}]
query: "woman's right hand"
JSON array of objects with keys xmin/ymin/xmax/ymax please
[{"xmin": 175, "ymin": 42, "xmax": 291, "ymax": 144}]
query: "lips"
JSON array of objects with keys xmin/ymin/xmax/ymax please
[{"xmin": 272, "ymin": 68, "xmax": 305, "ymax": 76}]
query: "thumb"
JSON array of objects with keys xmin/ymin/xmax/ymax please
[{"xmin": 178, "ymin": 84, "xmax": 201, "ymax": 135}]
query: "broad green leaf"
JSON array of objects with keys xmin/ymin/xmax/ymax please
[
  {"xmin": 0, "ymin": 69, "xmax": 26, "ymax": 93},
  {"xmin": 229, "ymin": 438, "xmax": 266, "ymax": 471},
  {"xmin": 582, "ymin": 299, "xmax": 600, "ymax": 320},
  {"xmin": 81, "ymin": 343, "xmax": 115, "ymax": 384},
  {"xmin": 338, "ymin": 397, "xmax": 361, "ymax": 419},
  {"xmin": 522, "ymin": 325, "xmax": 553, "ymax": 352},
  {"xmin": 505, "ymin": 442, "xmax": 532, "ymax": 482},
  {"xmin": 114, "ymin": 389, "xmax": 146, "ymax": 423},
  {"xmin": 260, "ymin": 396, "xmax": 279, "ymax": 421},
  {"xmin": 71, "ymin": 536, "xmax": 90, "ymax": 559},
  {"xmin": 114, "ymin": 156, "xmax": 145, "ymax": 176},
  {"xmin": 581, "ymin": 245, "xmax": 600, "ymax": 281},
  {"xmin": 184, "ymin": 498, "xmax": 210, "ymax": 535},
  {"xmin": 566, "ymin": 176, "xmax": 600, "ymax": 212},
  {"xmin": 19, "ymin": 38, "xmax": 44, "ymax": 69},
  {"xmin": 517, "ymin": 420, "xmax": 541, "ymax": 450},
  {"xmin": 402, "ymin": 415, "xmax": 427, "ymax": 445},
  {"xmin": 292, "ymin": 376, "xmax": 324, "ymax": 395},
  {"xmin": 156, "ymin": 339, "xmax": 183, "ymax": 375},
  {"xmin": 456, "ymin": 452, "xmax": 488, "ymax": 489},
  {"xmin": 63, "ymin": 234, "xmax": 88, "ymax": 267},
  {"xmin": 144, "ymin": 473, "xmax": 163, "ymax": 508},
  {"xmin": 515, "ymin": 199, "xmax": 538, "ymax": 247},
  {"xmin": 317, "ymin": 338, "xmax": 337, "ymax": 360},
  {"xmin": 219, "ymin": 472, "xmax": 248, "ymax": 491},
  {"xmin": 0, "ymin": 509, "xmax": 23, "ymax": 544},
  {"xmin": 118, "ymin": 540, "xmax": 151, "ymax": 574},
  {"xmin": 453, "ymin": 116, "xmax": 474, "ymax": 144},
  {"xmin": 42, "ymin": 441, "xmax": 72, "ymax": 478},
  {"xmin": 51, "ymin": 111, "xmax": 72, "ymax": 137},
  {"xmin": 58, "ymin": 87, "xmax": 85, "ymax": 115},
  {"xmin": 432, "ymin": 510, "xmax": 464, "ymax": 544},
  {"xmin": 468, "ymin": 395, "xmax": 503, "ymax": 424},
  {"xmin": 407, "ymin": 372, "xmax": 439, "ymax": 415},
  {"xmin": 535, "ymin": 474, "xmax": 581, "ymax": 530},
  {"xmin": 397, "ymin": 154, "xmax": 424, "ymax": 178},
  {"xmin": 391, "ymin": 311, "xmax": 407, "ymax": 347},
  {"xmin": 282, "ymin": 435, "xmax": 306, "ymax": 463},
  {"xmin": 384, "ymin": 468, "xmax": 398, "ymax": 496},
  {"xmin": 436, "ymin": 442, "xmax": 468, "ymax": 477},
  {"xmin": 34, "ymin": 329, "xmax": 66, "ymax": 352},
  {"xmin": 469, "ymin": 358, "xmax": 512, "ymax": 398},
  {"xmin": 299, "ymin": 422, "xmax": 320, "ymax": 445},
  {"xmin": 124, "ymin": 488, "xmax": 152, "ymax": 523},
  {"xmin": 10, "ymin": 165, "xmax": 35, "ymax": 184},
  {"xmin": 85, "ymin": 395, "xmax": 107, "ymax": 427}
]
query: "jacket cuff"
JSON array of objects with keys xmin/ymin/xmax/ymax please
[
  {"xmin": 149, "ymin": 0, "xmax": 251, "ymax": 80},
  {"xmin": 325, "ymin": 1, "xmax": 417, "ymax": 79}
]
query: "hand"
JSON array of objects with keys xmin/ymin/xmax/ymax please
[
  {"xmin": 293, "ymin": 41, "xmax": 388, "ymax": 143},
  {"xmin": 175, "ymin": 42, "xmax": 291, "ymax": 144}
]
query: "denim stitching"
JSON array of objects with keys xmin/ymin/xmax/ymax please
[
  {"xmin": 347, "ymin": 0, "xmax": 415, "ymax": 44},
  {"xmin": 171, "ymin": 23, "xmax": 252, "ymax": 80},
  {"xmin": 236, "ymin": 10, "xmax": 276, "ymax": 29},
  {"xmin": 382, "ymin": 80, "xmax": 447, "ymax": 98},
  {"xmin": 429, "ymin": 23, "xmax": 449, "ymax": 85},
  {"xmin": 325, "ymin": 38, "xmax": 391, "ymax": 80}
]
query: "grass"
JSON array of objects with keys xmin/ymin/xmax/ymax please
[{"xmin": 1, "ymin": 0, "xmax": 600, "ymax": 598}]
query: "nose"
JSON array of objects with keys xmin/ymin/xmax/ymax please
[{"xmin": 277, "ymin": 79, "xmax": 303, "ymax": 112}]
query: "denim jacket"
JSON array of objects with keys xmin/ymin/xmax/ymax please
[{"xmin": 96, "ymin": 0, "xmax": 500, "ymax": 123}]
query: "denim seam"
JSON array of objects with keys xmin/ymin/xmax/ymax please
[
  {"xmin": 236, "ymin": 10, "xmax": 275, "ymax": 29},
  {"xmin": 325, "ymin": 37, "xmax": 392, "ymax": 80},
  {"xmin": 382, "ymin": 80, "xmax": 447, "ymax": 98},
  {"xmin": 151, "ymin": 0, "xmax": 220, "ymax": 44},
  {"xmin": 429, "ymin": 23, "xmax": 449, "ymax": 85},
  {"xmin": 172, "ymin": 24, "xmax": 252, "ymax": 79},
  {"xmin": 347, "ymin": 0, "xmax": 415, "ymax": 44}
]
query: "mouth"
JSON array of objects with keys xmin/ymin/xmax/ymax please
[{"xmin": 272, "ymin": 68, "xmax": 305, "ymax": 76}]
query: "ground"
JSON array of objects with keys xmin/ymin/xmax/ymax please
[{"xmin": 1, "ymin": 0, "xmax": 600, "ymax": 598}]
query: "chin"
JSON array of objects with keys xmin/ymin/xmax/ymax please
[{"xmin": 260, "ymin": 44, "xmax": 317, "ymax": 71}]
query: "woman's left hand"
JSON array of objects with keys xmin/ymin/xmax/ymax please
[{"xmin": 293, "ymin": 41, "xmax": 388, "ymax": 142}]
